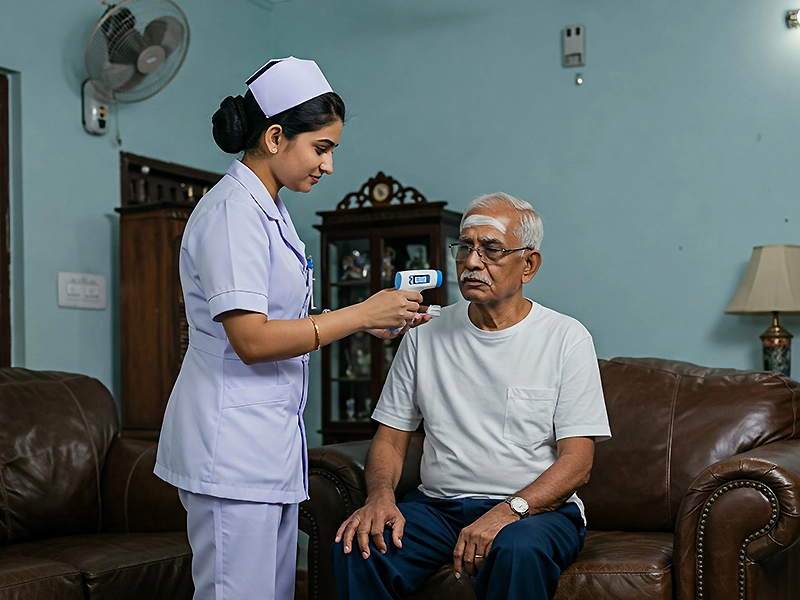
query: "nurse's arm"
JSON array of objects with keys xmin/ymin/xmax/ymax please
[{"xmin": 220, "ymin": 289, "xmax": 420, "ymax": 364}]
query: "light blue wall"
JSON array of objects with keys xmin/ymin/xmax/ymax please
[
  {"xmin": 0, "ymin": 0, "xmax": 278, "ymax": 397},
  {"xmin": 3, "ymin": 1, "xmax": 800, "ymax": 446},
  {"xmin": 267, "ymin": 0, "xmax": 800, "ymax": 446}
]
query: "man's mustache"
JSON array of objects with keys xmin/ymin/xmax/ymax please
[{"xmin": 460, "ymin": 271, "xmax": 492, "ymax": 286}]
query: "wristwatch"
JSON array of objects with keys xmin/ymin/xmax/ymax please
[{"xmin": 504, "ymin": 496, "xmax": 530, "ymax": 519}]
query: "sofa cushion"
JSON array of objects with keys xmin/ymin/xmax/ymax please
[
  {"xmin": 553, "ymin": 531, "xmax": 673, "ymax": 600},
  {"xmin": 406, "ymin": 531, "xmax": 673, "ymax": 600},
  {"xmin": 0, "ymin": 369, "xmax": 119, "ymax": 545},
  {"xmin": 582, "ymin": 358, "xmax": 799, "ymax": 532},
  {"xmin": 0, "ymin": 555, "xmax": 82, "ymax": 600},
  {"xmin": 1, "ymin": 532, "xmax": 192, "ymax": 600}
]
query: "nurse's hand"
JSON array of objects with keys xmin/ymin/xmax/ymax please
[
  {"xmin": 334, "ymin": 491, "xmax": 405, "ymax": 559},
  {"xmin": 359, "ymin": 289, "xmax": 421, "ymax": 331},
  {"xmin": 367, "ymin": 310, "xmax": 432, "ymax": 339}
]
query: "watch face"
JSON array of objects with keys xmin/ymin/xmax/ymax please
[
  {"xmin": 510, "ymin": 497, "xmax": 528, "ymax": 513},
  {"xmin": 372, "ymin": 182, "xmax": 390, "ymax": 202}
]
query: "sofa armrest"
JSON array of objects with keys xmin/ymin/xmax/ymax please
[
  {"xmin": 300, "ymin": 434, "xmax": 424, "ymax": 600},
  {"xmin": 101, "ymin": 436, "xmax": 186, "ymax": 533},
  {"xmin": 674, "ymin": 438, "xmax": 800, "ymax": 600}
]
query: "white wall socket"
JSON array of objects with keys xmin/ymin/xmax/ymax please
[
  {"xmin": 58, "ymin": 272, "xmax": 107, "ymax": 310},
  {"xmin": 562, "ymin": 24, "xmax": 586, "ymax": 67}
]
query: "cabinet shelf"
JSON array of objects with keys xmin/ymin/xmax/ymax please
[{"xmin": 314, "ymin": 172, "xmax": 461, "ymax": 445}]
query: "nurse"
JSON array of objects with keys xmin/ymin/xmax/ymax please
[{"xmin": 154, "ymin": 57, "xmax": 424, "ymax": 600}]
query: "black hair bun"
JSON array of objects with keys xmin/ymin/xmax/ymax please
[{"xmin": 212, "ymin": 95, "xmax": 248, "ymax": 154}]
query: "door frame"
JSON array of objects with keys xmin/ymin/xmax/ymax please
[{"xmin": 0, "ymin": 74, "xmax": 11, "ymax": 366}]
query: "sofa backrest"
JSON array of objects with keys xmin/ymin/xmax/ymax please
[
  {"xmin": 580, "ymin": 357, "xmax": 800, "ymax": 533},
  {"xmin": 0, "ymin": 368, "xmax": 119, "ymax": 545}
]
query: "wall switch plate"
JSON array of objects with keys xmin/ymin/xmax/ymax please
[
  {"xmin": 58, "ymin": 272, "xmax": 107, "ymax": 310},
  {"xmin": 562, "ymin": 24, "xmax": 586, "ymax": 67}
]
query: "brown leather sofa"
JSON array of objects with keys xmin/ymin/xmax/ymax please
[
  {"xmin": 300, "ymin": 357, "xmax": 800, "ymax": 600},
  {"xmin": 0, "ymin": 368, "xmax": 192, "ymax": 600}
]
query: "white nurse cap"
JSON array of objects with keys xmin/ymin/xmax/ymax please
[{"xmin": 246, "ymin": 56, "xmax": 333, "ymax": 118}]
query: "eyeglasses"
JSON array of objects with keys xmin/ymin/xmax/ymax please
[{"xmin": 448, "ymin": 242, "xmax": 534, "ymax": 265}]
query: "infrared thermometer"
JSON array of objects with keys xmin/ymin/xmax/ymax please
[
  {"xmin": 393, "ymin": 270, "xmax": 443, "ymax": 322},
  {"xmin": 394, "ymin": 269, "xmax": 443, "ymax": 292}
]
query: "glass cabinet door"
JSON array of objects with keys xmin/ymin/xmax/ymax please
[
  {"xmin": 327, "ymin": 238, "xmax": 373, "ymax": 424},
  {"xmin": 379, "ymin": 234, "xmax": 432, "ymax": 286},
  {"xmin": 378, "ymin": 234, "xmax": 433, "ymax": 376}
]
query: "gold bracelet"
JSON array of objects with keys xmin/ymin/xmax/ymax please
[{"xmin": 308, "ymin": 316, "xmax": 321, "ymax": 351}]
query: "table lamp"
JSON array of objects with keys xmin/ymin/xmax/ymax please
[{"xmin": 725, "ymin": 245, "xmax": 800, "ymax": 376}]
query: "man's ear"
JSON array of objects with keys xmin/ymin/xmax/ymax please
[{"xmin": 521, "ymin": 250, "xmax": 542, "ymax": 284}]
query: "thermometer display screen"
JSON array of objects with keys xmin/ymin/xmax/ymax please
[{"xmin": 410, "ymin": 275, "xmax": 430, "ymax": 285}]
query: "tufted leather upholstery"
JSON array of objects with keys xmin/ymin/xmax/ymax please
[
  {"xmin": 300, "ymin": 357, "xmax": 800, "ymax": 600},
  {"xmin": 0, "ymin": 368, "xmax": 192, "ymax": 600}
]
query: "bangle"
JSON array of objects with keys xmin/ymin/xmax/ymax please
[{"xmin": 308, "ymin": 316, "xmax": 321, "ymax": 351}]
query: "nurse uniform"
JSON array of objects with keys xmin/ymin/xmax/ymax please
[{"xmin": 154, "ymin": 57, "xmax": 334, "ymax": 600}]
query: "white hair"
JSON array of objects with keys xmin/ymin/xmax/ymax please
[{"xmin": 460, "ymin": 192, "xmax": 543, "ymax": 250}]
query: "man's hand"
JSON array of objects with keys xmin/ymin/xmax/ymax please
[
  {"xmin": 335, "ymin": 492, "xmax": 406, "ymax": 559},
  {"xmin": 452, "ymin": 502, "xmax": 518, "ymax": 578}
]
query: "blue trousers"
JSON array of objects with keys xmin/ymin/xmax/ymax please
[{"xmin": 331, "ymin": 489, "xmax": 585, "ymax": 600}]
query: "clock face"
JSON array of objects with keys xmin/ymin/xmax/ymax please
[{"xmin": 372, "ymin": 182, "xmax": 391, "ymax": 202}]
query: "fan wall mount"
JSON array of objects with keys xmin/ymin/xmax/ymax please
[{"xmin": 82, "ymin": 0, "xmax": 189, "ymax": 136}]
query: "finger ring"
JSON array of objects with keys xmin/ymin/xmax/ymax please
[{"xmin": 474, "ymin": 554, "xmax": 483, "ymax": 558}]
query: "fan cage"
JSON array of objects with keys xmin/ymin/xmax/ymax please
[{"xmin": 85, "ymin": 0, "xmax": 190, "ymax": 103}]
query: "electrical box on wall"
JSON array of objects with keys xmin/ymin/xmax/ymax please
[
  {"xmin": 562, "ymin": 24, "xmax": 586, "ymax": 67},
  {"xmin": 81, "ymin": 79, "xmax": 108, "ymax": 135}
]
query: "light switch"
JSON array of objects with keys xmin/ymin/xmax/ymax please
[
  {"xmin": 562, "ymin": 24, "xmax": 586, "ymax": 67},
  {"xmin": 58, "ymin": 272, "xmax": 107, "ymax": 310}
]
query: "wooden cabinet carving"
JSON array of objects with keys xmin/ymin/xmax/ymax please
[{"xmin": 117, "ymin": 152, "xmax": 221, "ymax": 437}]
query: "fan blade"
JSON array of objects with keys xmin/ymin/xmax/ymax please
[
  {"xmin": 115, "ymin": 70, "xmax": 147, "ymax": 94},
  {"xmin": 102, "ymin": 62, "xmax": 145, "ymax": 92},
  {"xmin": 108, "ymin": 28, "xmax": 146, "ymax": 66},
  {"xmin": 101, "ymin": 7, "xmax": 136, "ymax": 43},
  {"xmin": 142, "ymin": 16, "xmax": 184, "ymax": 58}
]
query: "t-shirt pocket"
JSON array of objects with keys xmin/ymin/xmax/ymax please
[{"xmin": 503, "ymin": 388, "xmax": 556, "ymax": 447}]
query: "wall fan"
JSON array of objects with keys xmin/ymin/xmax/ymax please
[{"xmin": 82, "ymin": 0, "xmax": 190, "ymax": 138}]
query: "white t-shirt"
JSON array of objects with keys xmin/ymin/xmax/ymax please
[{"xmin": 372, "ymin": 299, "xmax": 611, "ymax": 519}]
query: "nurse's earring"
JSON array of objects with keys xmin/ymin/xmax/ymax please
[{"xmin": 270, "ymin": 147, "xmax": 278, "ymax": 154}]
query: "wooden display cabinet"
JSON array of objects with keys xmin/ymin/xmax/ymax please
[
  {"xmin": 117, "ymin": 152, "xmax": 222, "ymax": 438},
  {"xmin": 315, "ymin": 172, "xmax": 461, "ymax": 444}
]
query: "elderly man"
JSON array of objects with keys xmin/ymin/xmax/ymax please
[{"xmin": 331, "ymin": 192, "xmax": 611, "ymax": 600}]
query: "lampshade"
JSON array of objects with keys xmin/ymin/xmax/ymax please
[{"xmin": 725, "ymin": 245, "xmax": 800, "ymax": 314}]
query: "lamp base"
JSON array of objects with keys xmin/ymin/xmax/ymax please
[{"xmin": 760, "ymin": 312, "xmax": 792, "ymax": 376}]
